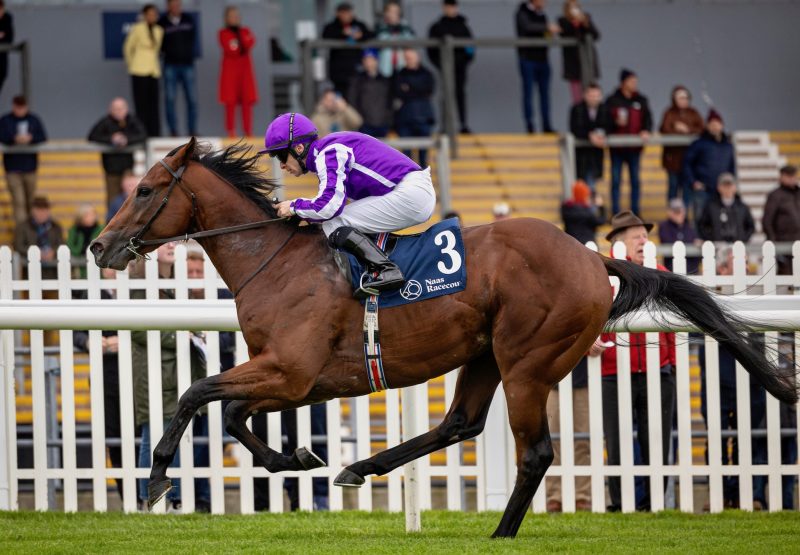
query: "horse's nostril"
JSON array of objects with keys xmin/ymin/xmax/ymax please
[{"xmin": 89, "ymin": 241, "xmax": 104, "ymax": 257}]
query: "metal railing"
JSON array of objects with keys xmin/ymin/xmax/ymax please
[
  {"xmin": 559, "ymin": 133, "xmax": 696, "ymax": 198},
  {"xmin": 300, "ymin": 36, "xmax": 596, "ymax": 157}
]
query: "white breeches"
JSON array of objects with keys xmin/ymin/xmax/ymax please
[{"xmin": 321, "ymin": 168, "xmax": 436, "ymax": 237}]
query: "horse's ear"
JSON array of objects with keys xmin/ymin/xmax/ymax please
[{"xmin": 172, "ymin": 137, "xmax": 197, "ymax": 165}]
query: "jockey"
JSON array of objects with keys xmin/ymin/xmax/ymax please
[{"xmin": 262, "ymin": 112, "xmax": 436, "ymax": 293}]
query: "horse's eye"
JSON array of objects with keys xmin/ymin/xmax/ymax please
[{"xmin": 137, "ymin": 187, "xmax": 153, "ymax": 198}]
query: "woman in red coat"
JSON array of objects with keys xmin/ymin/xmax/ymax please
[{"xmin": 218, "ymin": 6, "xmax": 258, "ymax": 137}]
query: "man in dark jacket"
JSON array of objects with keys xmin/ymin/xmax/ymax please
[
  {"xmin": 322, "ymin": 2, "xmax": 373, "ymax": 102},
  {"xmin": 569, "ymin": 82, "xmax": 609, "ymax": 189},
  {"xmin": 348, "ymin": 51, "xmax": 392, "ymax": 137},
  {"xmin": 158, "ymin": 0, "xmax": 198, "ymax": 136},
  {"xmin": 682, "ymin": 109, "xmax": 736, "ymax": 223},
  {"xmin": 762, "ymin": 165, "xmax": 800, "ymax": 274},
  {"xmin": 605, "ymin": 68, "xmax": 652, "ymax": 216},
  {"xmin": 515, "ymin": 0, "xmax": 559, "ymax": 133},
  {"xmin": 88, "ymin": 97, "xmax": 147, "ymax": 206},
  {"xmin": 14, "ymin": 195, "xmax": 62, "ymax": 269},
  {"xmin": 697, "ymin": 173, "xmax": 754, "ymax": 244},
  {"xmin": 658, "ymin": 198, "xmax": 700, "ymax": 274},
  {"xmin": 0, "ymin": 95, "xmax": 47, "ymax": 229},
  {"xmin": 393, "ymin": 48, "xmax": 435, "ymax": 167},
  {"xmin": 428, "ymin": 0, "xmax": 474, "ymax": 133}
]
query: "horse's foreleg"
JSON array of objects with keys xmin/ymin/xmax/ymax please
[
  {"xmin": 224, "ymin": 399, "xmax": 326, "ymax": 472},
  {"xmin": 148, "ymin": 355, "xmax": 311, "ymax": 507},
  {"xmin": 147, "ymin": 372, "xmax": 226, "ymax": 507},
  {"xmin": 334, "ymin": 352, "xmax": 500, "ymax": 487}
]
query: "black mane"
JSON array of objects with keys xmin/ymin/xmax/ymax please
[{"xmin": 184, "ymin": 142, "xmax": 282, "ymax": 217}]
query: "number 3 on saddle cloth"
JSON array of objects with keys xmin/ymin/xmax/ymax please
[{"xmin": 338, "ymin": 218, "xmax": 468, "ymax": 392}]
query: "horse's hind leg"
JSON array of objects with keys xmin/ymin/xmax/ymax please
[
  {"xmin": 224, "ymin": 399, "xmax": 326, "ymax": 472},
  {"xmin": 491, "ymin": 380, "xmax": 552, "ymax": 538},
  {"xmin": 334, "ymin": 351, "xmax": 501, "ymax": 487}
]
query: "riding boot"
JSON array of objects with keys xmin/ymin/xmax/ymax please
[{"xmin": 329, "ymin": 226, "xmax": 405, "ymax": 293}]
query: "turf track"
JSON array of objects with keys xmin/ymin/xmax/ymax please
[{"xmin": 1, "ymin": 510, "xmax": 799, "ymax": 554}]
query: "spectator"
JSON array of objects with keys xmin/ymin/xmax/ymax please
[
  {"xmin": 107, "ymin": 171, "xmax": 140, "ymax": 223},
  {"xmin": 560, "ymin": 179, "xmax": 605, "ymax": 245},
  {"xmin": 0, "ymin": 95, "xmax": 47, "ymax": 230},
  {"xmin": 87, "ymin": 97, "xmax": 147, "ymax": 204},
  {"xmin": 515, "ymin": 0, "xmax": 559, "ymax": 133},
  {"xmin": 557, "ymin": 0, "xmax": 600, "ymax": 104},
  {"xmin": 427, "ymin": 0, "xmax": 475, "ymax": 134},
  {"xmin": 606, "ymin": 68, "xmax": 653, "ymax": 216},
  {"xmin": 762, "ymin": 165, "xmax": 800, "ymax": 275},
  {"xmin": 699, "ymin": 246, "xmax": 768, "ymax": 509},
  {"xmin": 310, "ymin": 88, "xmax": 363, "ymax": 138},
  {"xmin": 682, "ymin": 108, "xmax": 736, "ymax": 223},
  {"xmin": 348, "ymin": 51, "xmax": 392, "ymax": 138},
  {"xmin": 569, "ymin": 82, "xmax": 609, "ymax": 190},
  {"xmin": 0, "ymin": 1, "xmax": 14, "ymax": 96},
  {"xmin": 159, "ymin": 0, "xmax": 199, "ymax": 136},
  {"xmin": 66, "ymin": 204, "xmax": 103, "ymax": 266},
  {"xmin": 393, "ymin": 49, "xmax": 436, "ymax": 167},
  {"xmin": 131, "ymin": 242, "xmax": 209, "ymax": 512},
  {"xmin": 596, "ymin": 211, "xmax": 676, "ymax": 512},
  {"xmin": 124, "ymin": 4, "xmax": 162, "ymax": 137},
  {"xmin": 658, "ymin": 198, "xmax": 700, "ymax": 274},
  {"xmin": 493, "ymin": 201, "xmax": 511, "ymax": 221},
  {"xmin": 218, "ymin": 6, "xmax": 258, "ymax": 138},
  {"xmin": 14, "ymin": 195, "xmax": 63, "ymax": 264},
  {"xmin": 697, "ymin": 173, "xmax": 754, "ymax": 244},
  {"xmin": 546, "ymin": 354, "xmax": 591, "ymax": 512},
  {"xmin": 659, "ymin": 86, "xmax": 704, "ymax": 209},
  {"xmin": 375, "ymin": 1, "xmax": 415, "ymax": 78},
  {"xmin": 73, "ymin": 267, "xmax": 124, "ymax": 501},
  {"xmin": 321, "ymin": 2, "xmax": 373, "ymax": 101}
]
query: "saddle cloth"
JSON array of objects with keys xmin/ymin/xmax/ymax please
[{"xmin": 344, "ymin": 218, "xmax": 467, "ymax": 309}]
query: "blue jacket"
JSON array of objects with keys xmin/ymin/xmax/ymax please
[
  {"xmin": 393, "ymin": 66, "xmax": 435, "ymax": 126},
  {"xmin": 682, "ymin": 131, "xmax": 735, "ymax": 194},
  {"xmin": 0, "ymin": 111, "xmax": 47, "ymax": 173}
]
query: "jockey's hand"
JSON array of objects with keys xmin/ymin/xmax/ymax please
[{"xmin": 276, "ymin": 200, "xmax": 294, "ymax": 218}]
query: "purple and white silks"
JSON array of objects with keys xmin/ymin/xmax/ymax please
[{"xmin": 290, "ymin": 131, "xmax": 422, "ymax": 223}]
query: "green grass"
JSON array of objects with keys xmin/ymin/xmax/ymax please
[{"xmin": 1, "ymin": 510, "xmax": 799, "ymax": 554}]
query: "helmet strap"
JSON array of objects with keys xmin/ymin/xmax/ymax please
[{"xmin": 289, "ymin": 144, "xmax": 311, "ymax": 174}]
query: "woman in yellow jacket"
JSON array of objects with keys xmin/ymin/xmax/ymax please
[{"xmin": 124, "ymin": 4, "xmax": 162, "ymax": 137}]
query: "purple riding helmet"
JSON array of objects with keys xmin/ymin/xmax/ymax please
[{"xmin": 260, "ymin": 112, "xmax": 318, "ymax": 155}]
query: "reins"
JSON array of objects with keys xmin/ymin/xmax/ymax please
[{"xmin": 126, "ymin": 157, "xmax": 295, "ymax": 294}]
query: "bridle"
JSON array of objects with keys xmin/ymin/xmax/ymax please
[{"xmin": 125, "ymin": 157, "xmax": 295, "ymax": 295}]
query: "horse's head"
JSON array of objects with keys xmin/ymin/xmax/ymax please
[{"xmin": 90, "ymin": 138, "xmax": 199, "ymax": 270}]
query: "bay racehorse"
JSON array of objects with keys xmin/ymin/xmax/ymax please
[{"xmin": 90, "ymin": 139, "xmax": 797, "ymax": 537}]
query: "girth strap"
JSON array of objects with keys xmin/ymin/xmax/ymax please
[{"xmin": 363, "ymin": 232, "xmax": 389, "ymax": 392}]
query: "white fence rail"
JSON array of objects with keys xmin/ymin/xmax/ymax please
[{"xmin": 0, "ymin": 241, "xmax": 799, "ymax": 516}]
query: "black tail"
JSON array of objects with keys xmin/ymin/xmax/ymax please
[{"xmin": 603, "ymin": 256, "xmax": 798, "ymax": 405}]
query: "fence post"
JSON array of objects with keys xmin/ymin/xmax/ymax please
[
  {"xmin": 579, "ymin": 36, "xmax": 594, "ymax": 89},
  {"xmin": 402, "ymin": 385, "xmax": 421, "ymax": 532},
  {"xmin": 20, "ymin": 42, "xmax": 30, "ymax": 104},
  {"xmin": 300, "ymin": 40, "xmax": 315, "ymax": 113},
  {"xmin": 560, "ymin": 133, "xmax": 576, "ymax": 198},
  {"xmin": 436, "ymin": 135, "xmax": 452, "ymax": 216},
  {"xmin": 440, "ymin": 36, "xmax": 459, "ymax": 158},
  {"xmin": 0, "ymin": 248, "xmax": 13, "ymax": 510}
]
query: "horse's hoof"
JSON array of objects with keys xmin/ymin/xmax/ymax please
[
  {"xmin": 333, "ymin": 468, "xmax": 365, "ymax": 488},
  {"xmin": 295, "ymin": 447, "xmax": 326, "ymax": 470},
  {"xmin": 148, "ymin": 478, "xmax": 172, "ymax": 509}
]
